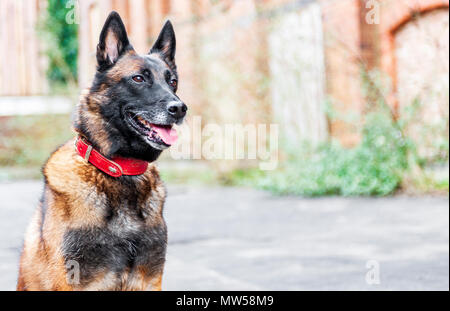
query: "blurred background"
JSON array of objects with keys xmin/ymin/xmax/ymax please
[
  {"xmin": 0, "ymin": 0, "xmax": 449, "ymax": 195},
  {"xmin": 0, "ymin": 0, "xmax": 449, "ymax": 290}
]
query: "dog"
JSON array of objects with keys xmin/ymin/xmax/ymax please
[{"xmin": 17, "ymin": 11, "xmax": 186, "ymax": 291}]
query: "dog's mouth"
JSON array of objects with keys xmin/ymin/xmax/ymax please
[{"xmin": 126, "ymin": 112, "xmax": 178, "ymax": 149}]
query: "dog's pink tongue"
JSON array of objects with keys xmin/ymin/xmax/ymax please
[{"xmin": 151, "ymin": 125, "xmax": 178, "ymax": 145}]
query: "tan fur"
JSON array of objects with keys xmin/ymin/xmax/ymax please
[{"xmin": 108, "ymin": 53, "xmax": 144, "ymax": 82}]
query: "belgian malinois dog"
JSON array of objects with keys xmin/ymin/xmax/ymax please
[{"xmin": 17, "ymin": 11, "xmax": 186, "ymax": 291}]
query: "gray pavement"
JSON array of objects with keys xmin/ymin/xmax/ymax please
[{"xmin": 0, "ymin": 180, "xmax": 448, "ymax": 291}]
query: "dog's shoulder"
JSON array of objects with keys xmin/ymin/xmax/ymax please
[
  {"xmin": 143, "ymin": 164, "xmax": 166, "ymax": 198},
  {"xmin": 43, "ymin": 138, "xmax": 89, "ymax": 194},
  {"xmin": 140, "ymin": 164, "xmax": 167, "ymax": 217}
]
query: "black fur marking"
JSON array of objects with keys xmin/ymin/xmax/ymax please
[
  {"xmin": 75, "ymin": 15, "xmax": 186, "ymax": 163},
  {"xmin": 38, "ymin": 186, "xmax": 47, "ymax": 240},
  {"xmin": 62, "ymin": 223, "xmax": 167, "ymax": 285},
  {"xmin": 90, "ymin": 57, "xmax": 181, "ymax": 161}
]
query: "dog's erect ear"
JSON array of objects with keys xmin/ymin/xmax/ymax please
[
  {"xmin": 150, "ymin": 21, "xmax": 176, "ymax": 65},
  {"xmin": 96, "ymin": 11, "xmax": 132, "ymax": 70}
]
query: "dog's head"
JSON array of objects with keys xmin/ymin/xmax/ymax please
[{"xmin": 74, "ymin": 11, "xmax": 186, "ymax": 162}]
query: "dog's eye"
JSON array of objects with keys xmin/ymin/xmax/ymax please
[
  {"xmin": 132, "ymin": 75, "xmax": 145, "ymax": 83},
  {"xmin": 169, "ymin": 79, "xmax": 177, "ymax": 88}
]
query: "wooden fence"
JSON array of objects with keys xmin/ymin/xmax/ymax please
[
  {"xmin": 0, "ymin": 0, "xmax": 175, "ymax": 95},
  {"xmin": 0, "ymin": 0, "xmax": 47, "ymax": 96}
]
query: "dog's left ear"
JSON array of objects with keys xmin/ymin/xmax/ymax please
[
  {"xmin": 150, "ymin": 21, "xmax": 176, "ymax": 66},
  {"xmin": 96, "ymin": 11, "xmax": 133, "ymax": 71}
]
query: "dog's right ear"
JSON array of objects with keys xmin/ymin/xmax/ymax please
[{"xmin": 96, "ymin": 11, "xmax": 132, "ymax": 71}]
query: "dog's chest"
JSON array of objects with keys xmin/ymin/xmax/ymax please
[{"xmin": 61, "ymin": 189, "xmax": 167, "ymax": 288}]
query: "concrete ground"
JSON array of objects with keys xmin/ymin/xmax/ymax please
[{"xmin": 0, "ymin": 180, "xmax": 448, "ymax": 291}]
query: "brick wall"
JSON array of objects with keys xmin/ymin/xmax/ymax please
[
  {"xmin": 319, "ymin": 0, "xmax": 449, "ymax": 146},
  {"xmin": 320, "ymin": 0, "xmax": 363, "ymax": 146}
]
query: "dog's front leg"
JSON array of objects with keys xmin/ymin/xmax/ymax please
[
  {"xmin": 122, "ymin": 271, "xmax": 163, "ymax": 291},
  {"xmin": 145, "ymin": 274, "xmax": 163, "ymax": 291}
]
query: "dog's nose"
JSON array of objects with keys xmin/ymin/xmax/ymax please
[{"xmin": 167, "ymin": 101, "xmax": 187, "ymax": 119}]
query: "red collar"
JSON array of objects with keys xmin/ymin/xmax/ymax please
[{"xmin": 75, "ymin": 136, "xmax": 148, "ymax": 177}]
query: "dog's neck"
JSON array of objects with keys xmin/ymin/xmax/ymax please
[
  {"xmin": 73, "ymin": 89, "xmax": 115, "ymax": 156},
  {"xmin": 75, "ymin": 136, "xmax": 148, "ymax": 177}
]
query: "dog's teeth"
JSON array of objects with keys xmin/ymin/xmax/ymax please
[{"xmin": 136, "ymin": 116, "xmax": 152, "ymax": 129}]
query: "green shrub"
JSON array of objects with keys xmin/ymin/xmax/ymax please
[
  {"xmin": 256, "ymin": 109, "xmax": 409, "ymax": 196},
  {"xmin": 228, "ymin": 68, "xmax": 449, "ymax": 197},
  {"xmin": 41, "ymin": 0, "xmax": 78, "ymax": 89},
  {"xmin": 226, "ymin": 103, "xmax": 416, "ymax": 197}
]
